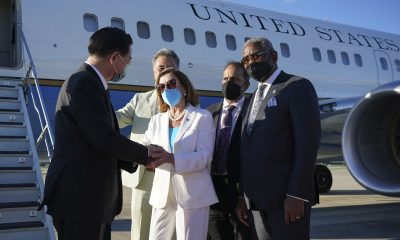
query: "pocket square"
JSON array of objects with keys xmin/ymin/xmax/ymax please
[{"xmin": 267, "ymin": 97, "xmax": 277, "ymax": 107}]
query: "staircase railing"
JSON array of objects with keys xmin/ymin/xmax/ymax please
[{"xmin": 20, "ymin": 29, "xmax": 54, "ymax": 160}]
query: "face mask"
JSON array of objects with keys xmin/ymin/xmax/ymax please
[
  {"xmin": 245, "ymin": 61, "xmax": 272, "ymax": 82},
  {"xmin": 161, "ymin": 88, "xmax": 182, "ymax": 107},
  {"xmin": 222, "ymin": 81, "xmax": 243, "ymax": 101},
  {"xmin": 111, "ymin": 55, "xmax": 129, "ymax": 82}
]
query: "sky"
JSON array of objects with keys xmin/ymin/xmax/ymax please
[{"xmin": 223, "ymin": 0, "xmax": 400, "ymax": 35}]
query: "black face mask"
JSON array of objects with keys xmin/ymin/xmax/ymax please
[
  {"xmin": 245, "ymin": 61, "xmax": 272, "ymax": 82},
  {"xmin": 222, "ymin": 81, "xmax": 243, "ymax": 101}
]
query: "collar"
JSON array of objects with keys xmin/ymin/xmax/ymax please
[
  {"xmin": 222, "ymin": 95, "xmax": 245, "ymax": 110},
  {"xmin": 258, "ymin": 69, "xmax": 281, "ymax": 88},
  {"xmin": 85, "ymin": 60, "xmax": 108, "ymax": 90}
]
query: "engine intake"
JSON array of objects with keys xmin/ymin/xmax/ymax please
[{"xmin": 342, "ymin": 80, "xmax": 400, "ymax": 197}]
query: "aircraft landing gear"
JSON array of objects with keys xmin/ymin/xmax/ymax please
[{"xmin": 315, "ymin": 164, "xmax": 333, "ymax": 193}]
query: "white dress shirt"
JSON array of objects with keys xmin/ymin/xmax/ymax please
[{"xmin": 218, "ymin": 95, "xmax": 245, "ymax": 139}]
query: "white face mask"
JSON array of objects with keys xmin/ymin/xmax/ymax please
[{"xmin": 111, "ymin": 54, "xmax": 129, "ymax": 82}]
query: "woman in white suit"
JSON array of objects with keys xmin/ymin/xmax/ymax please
[{"xmin": 143, "ymin": 68, "xmax": 218, "ymax": 240}]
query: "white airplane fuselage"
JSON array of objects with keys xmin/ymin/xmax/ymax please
[{"xmin": 1, "ymin": 0, "xmax": 400, "ymax": 195}]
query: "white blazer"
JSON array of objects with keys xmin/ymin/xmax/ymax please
[{"xmin": 142, "ymin": 104, "xmax": 218, "ymax": 209}]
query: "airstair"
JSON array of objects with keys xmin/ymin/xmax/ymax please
[
  {"xmin": 0, "ymin": 28, "xmax": 56, "ymax": 239},
  {"xmin": 0, "ymin": 78, "xmax": 55, "ymax": 240}
]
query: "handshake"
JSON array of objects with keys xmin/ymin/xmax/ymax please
[{"xmin": 146, "ymin": 144, "xmax": 174, "ymax": 170}]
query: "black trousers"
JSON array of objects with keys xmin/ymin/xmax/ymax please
[
  {"xmin": 246, "ymin": 200, "xmax": 312, "ymax": 240},
  {"xmin": 52, "ymin": 217, "xmax": 111, "ymax": 240},
  {"xmin": 208, "ymin": 175, "xmax": 252, "ymax": 240}
]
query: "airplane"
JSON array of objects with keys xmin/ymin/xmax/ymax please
[{"xmin": 1, "ymin": 0, "xmax": 399, "ymax": 199}]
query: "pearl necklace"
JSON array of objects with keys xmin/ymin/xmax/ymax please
[{"xmin": 168, "ymin": 108, "xmax": 186, "ymax": 121}]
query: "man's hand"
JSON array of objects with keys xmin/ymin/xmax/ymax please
[
  {"xmin": 146, "ymin": 144, "xmax": 173, "ymax": 169},
  {"xmin": 284, "ymin": 195, "xmax": 304, "ymax": 224},
  {"xmin": 235, "ymin": 198, "xmax": 250, "ymax": 227}
]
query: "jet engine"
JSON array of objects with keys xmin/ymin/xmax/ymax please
[{"xmin": 342, "ymin": 80, "xmax": 400, "ymax": 197}]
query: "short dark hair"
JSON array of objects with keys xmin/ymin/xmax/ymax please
[
  {"xmin": 88, "ymin": 27, "xmax": 132, "ymax": 57},
  {"xmin": 156, "ymin": 69, "xmax": 199, "ymax": 112},
  {"xmin": 224, "ymin": 61, "xmax": 250, "ymax": 83}
]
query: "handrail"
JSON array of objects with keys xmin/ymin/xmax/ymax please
[{"xmin": 20, "ymin": 29, "xmax": 55, "ymax": 159}]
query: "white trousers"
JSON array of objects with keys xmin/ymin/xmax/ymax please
[{"xmin": 149, "ymin": 183, "xmax": 209, "ymax": 240}]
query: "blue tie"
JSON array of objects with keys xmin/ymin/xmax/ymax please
[{"xmin": 212, "ymin": 105, "xmax": 236, "ymax": 175}]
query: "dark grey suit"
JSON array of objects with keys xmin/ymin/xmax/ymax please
[
  {"xmin": 241, "ymin": 71, "xmax": 320, "ymax": 239},
  {"xmin": 207, "ymin": 98, "xmax": 252, "ymax": 240},
  {"xmin": 40, "ymin": 64, "xmax": 149, "ymax": 239}
]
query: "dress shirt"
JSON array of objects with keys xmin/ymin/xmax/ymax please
[
  {"xmin": 85, "ymin": 61, "xmax": 108, "ymax": 90},
  {"xmin": 218, "ymin": 95, "xmax": 245, "ymax": 138}
]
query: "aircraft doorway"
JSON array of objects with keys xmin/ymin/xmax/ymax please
[
  {"xmin": 374, "ymin": 50, "xmax": 393, "ymax": 85},
  {"xmin": 0, "ymin": 0, "xmax": 20, "ymax": 68}
]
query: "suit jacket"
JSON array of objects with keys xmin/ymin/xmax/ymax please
[
  {"xmin": 241, "ymin": 71, "xmax": 321, "ymax": 211},
  {"xmin": 41, "ymin": 64, "xmax": 149, "ymax": 223},
  {"xmin": 207, "ymin": 97, "xmax": 250, "ymax": 211},
  {"xmin": 142, "ymin": 104, "xmax": 218, "ymax": 209},
  {"xmin": 116, "ymin": 90, "xmax": 158, "ymax": 188}
]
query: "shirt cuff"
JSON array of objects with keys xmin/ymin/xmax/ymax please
[{"xmin": 286, "ymin": 194, "xmax": 309, "ymax": 202}]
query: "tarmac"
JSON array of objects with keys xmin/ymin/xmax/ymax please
[{"xmin": 110, "ymin": 165, "xmax": 400, "ymax": 240}]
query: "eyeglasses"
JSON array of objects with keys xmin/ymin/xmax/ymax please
[
  {"xmin": 241, "ymin": 51, "xmax": 267, "ymax": 65},
  {"xmin": 156, "ymin": 79, "xmax": 177, "ymax": 93},
  {"xmin": 119, "ymin": 54, "xmax": 133, "ymax": 65}
]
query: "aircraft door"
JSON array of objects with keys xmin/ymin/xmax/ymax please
[{"xmin": 374, "ymin": 50, "xmax": 393, "ymax": 85}]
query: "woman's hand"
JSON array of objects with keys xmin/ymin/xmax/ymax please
[{"xmin": 146, "ymin": 145, "xmax": 174, "ymax": 168}]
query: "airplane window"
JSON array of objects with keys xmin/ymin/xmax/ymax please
[
  {"xmin": 354, "ymin": 54, "xmax": 363, "ymax": 67},
  {"xmin": 244, "ymin": 37, "xmax": 251, "ymax": 43},
  {"xmin": 225, "ymin": 34, "xmax": 236, "ymax": 51},
  {"xmin": 161, "ymin": 25, "xmax": 174, "ymax": 42},
  {"xmin": 395, "ymin": 59, "xmax": 400, "ymax": 72},
  {"xmin": 380, "ymin": 57, "xmax": 388, "ymax": 71},
  {"xmin": 280, "ymin": 43, "xmax": 290, "ymax": 58},
  {"xmin": 312, "ymin": 48, "xmax": 321, "ymax": 62},
  {"xmin": 327, "ymin": 50, "xmax": 336, "ymax": 64},
  {"xmin": 111, "ymin": 17, "xmax": 125, "ymax": 30},
  {"xmin": 137, "ymin": 21, "xmax": 150, "ymax": 39},
  {"xmin": 205, "ymin": 31, "xmax": 217, "ymax": 48},
  {"xmin": 83, "ymin": 14, "xmax": 98, "ymax": 32},
  {"xmin": 184, "ymin": 28, "xmax": 196, "ymax": 45},
  {"xmin": 341, "ymin": 52, "xmax": 350, "ymax": 65}
]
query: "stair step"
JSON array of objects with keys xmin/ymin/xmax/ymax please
[
  {"xmin": 0, "ymin": 225, "xmax": 50, "ymax": 240},
  {"xmin": 0, "ymin": 221, "xmax": 44, "ymax": 230},
  {"xmin": 0, "ymin": 87, "xmax": 19, "ymax": 98},
  {"xmin": 0, "ymin": 167, "xmax": 32, "ymax": 170},
  {"xmin": 0, "ymin": 109, "xmax": 20, "ymax": 113},
  {"xmin": 0, "ymin": 136, "xmax": 26, "ymax": 139},
  {"xmin": 0, "ymin": 100, "xmax": 21, "ymax": 109},
  {"xmin": 0, "ymin": 154, "xmax": 33, "ymax": 168},
  {"xmin": 0, "ymin": 122, "xmax": 23, "ymax": 125},
  {"xmin": 0, "ymin": 201, "xmax": 39, "ymax": 209},
  {"xmin": 0, "ymin": 85, "xmax": 17, "ymax": 89},
  {"xmin": 0, "ymin": 112, "xmax": 24, "ymax": 123},
  {"xmin": 0, "ymin": 183, "xmax": 37, "ymax": 189},
  {"xmin": 0, "ymin": 187, "xmax": 40, "ymax": 204},
  {"xmin": 0, "ymin": 170, "xmax": 36, "ymax": 185},
  {"xmin": 0, "ymin": 151, "xmax": 29, "ymax": 154},
  {"xmin": 0, "ymin": 124, "xmax": 27, "ymax": 137},
  {"xmin": 0, "ymin": 79, "xmax": 20, "ymax": 87},
  {"xmin": 0, "ymin": 97, "xmax": 18, "ymax": 100},
  {"xmin": 0, "ymin": 139, "xmax": 29, "ymax": 152},
  {"xmin": 0, "ymin": 206, "xmax": 45, "ymax": 224}
]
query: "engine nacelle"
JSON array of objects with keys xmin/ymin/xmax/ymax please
[{"xmin": 342, "ymin": 80, "xmax": 400, "ymax": 197}]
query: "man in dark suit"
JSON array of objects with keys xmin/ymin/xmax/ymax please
[
  {"xmin": 39, "ymin": 27, "xmax": 153, "ymax": 240},
  {"xmin": 236, "ymin": 37, "xmax": 320, "ymax": 239},
  {"xmin": 207, "ymin": 61, "xmax": 252, "ymax": 240}
]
